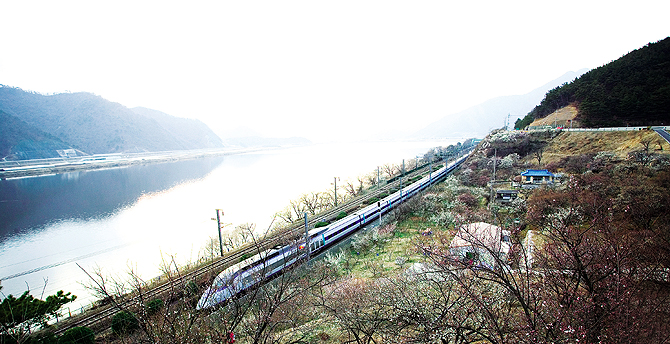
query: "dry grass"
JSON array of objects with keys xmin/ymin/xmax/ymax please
[
  {"xmin": 529, "ymin": 105, "xmax": 579, "ymax": 128},
  {"xmin": 521, "ymin": 130, "xmax": 670, "ymax": 166}
]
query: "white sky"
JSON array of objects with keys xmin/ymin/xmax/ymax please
[{"xmin": 1, "ymin": 1, "xmax": 668, "ymax": 142}]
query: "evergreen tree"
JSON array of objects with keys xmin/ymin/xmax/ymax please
[{"xmin": 0, "ymin": 288, "xmax": 76, "ymax": 334}]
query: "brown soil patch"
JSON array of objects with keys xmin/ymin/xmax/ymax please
[{"xmin": 529, "ymin": 105, "xmax": 579, "ymax": 128}]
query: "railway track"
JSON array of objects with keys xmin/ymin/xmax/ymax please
[{"xmin": 52, "ymin": 155, "xmax": 467, "ymax": 335}]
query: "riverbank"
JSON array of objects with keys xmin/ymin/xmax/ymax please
[
  {"xmin": 0, "ymin": 147, "xmax": 272, "ymax": 180},
  {"xmin": 1, "ymin": 140, "xmax": 460, "ymax": 317}
]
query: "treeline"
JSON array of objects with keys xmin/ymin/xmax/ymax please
[
  {"xmin": 271, "ymin": 142, "xmax": 468, "ymax": 229},
  {"xmin": 516, "ymin": 37, "xmax": 670, "ymax": 128}
]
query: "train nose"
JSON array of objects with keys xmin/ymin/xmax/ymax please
[
  {"xmin": 196, "ymin": 286, "xmax": 232, "ymax": 310},
  {"xmin": 196, "ymin": 288, "xmax": 213, "ymax": 310}
]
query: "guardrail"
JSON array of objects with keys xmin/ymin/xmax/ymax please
[{"xmin": 526, "ymin": 126, "xmax": 670, "ymax": 133}]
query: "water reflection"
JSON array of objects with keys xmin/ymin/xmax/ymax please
[
  {"xmin": 0, "ymin": 141, "xmax": 457, "ymax": 309},
  {"xmin": 0, "ymin": 157, "xmax": 225, "ymax": 242}
]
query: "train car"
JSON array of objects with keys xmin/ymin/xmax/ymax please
[
  {"xmin": 196, "ymin": 244, "xmax": 302, "ymax": 309},
  {"xmin": 197, "ymin": 154, "xmax": 469, "ymax": 309}
]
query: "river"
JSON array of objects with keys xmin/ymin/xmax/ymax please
[{"xmin": 0, "ymin": 140, "xmax": 457, "ymax": 312}]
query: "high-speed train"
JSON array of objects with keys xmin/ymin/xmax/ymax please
[{"xmin": 196, "ymin": 154, "xmax": 469, "ymax": 309}]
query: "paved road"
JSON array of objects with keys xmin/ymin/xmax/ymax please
[{"xmin": 653, "ymin": 128, "xmax": 670, "ymax": 144}]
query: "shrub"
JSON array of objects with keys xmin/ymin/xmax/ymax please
[
  {"xmin": 457, "ymin": 193, "xmax": 478, "ymax": 208},
  {"xmin": 430, "ymin": 209, "xmax": 456, "ymax": 228},
  {"xmin": 315, "ymin": 221, "xmax": 328, "ymax": 228},
  {"xmin": 366, "ymin": 197, "xmax": 380, "ymax": 205},
  {"xmin": 58, "ymin": 327, "xmax": 94, "ymax": 344},
  {"xmin": 335, "ymin": 211, "xmax": 348, "ymax": 220},
  {"xmin": 185, "ymin": 280, "xmax": 199, "ymax": 296},
  {"xmin": 111, "ymin": 311, "xmax": 139, "ymax": 335},
  {"xmin": 146, "ymin": 298, "xmax": 164, "ymax": 316}
]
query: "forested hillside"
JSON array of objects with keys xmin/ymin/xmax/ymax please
[
  {"xmin": 0, "ymin": 110, "xmax": 73, "ymax": 160},
  {"xmin": 0, "ymin": 87, "xmax": 225, "ymax": 158},
  {"xmin": 517, "ymin": 37, "xmax": 670, "ymax": 128}
]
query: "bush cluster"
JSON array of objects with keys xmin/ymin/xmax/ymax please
[{"xmin": 111, "ymin": 311, "xmax": 139, "ymax": 335}]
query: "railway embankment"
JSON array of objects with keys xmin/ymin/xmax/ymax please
[
  {"xmin": 36, "ymin": 142, "xmax": 472, "ymax": 340},
  {"xmin": 8, "ymin": 130, "xmax": 670, "ymax": 343}
]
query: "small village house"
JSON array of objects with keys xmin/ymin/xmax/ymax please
[
  {"xmin": 495, "ymin": 189, "xmax": 518, "ymax": 203},
  {"xmin": 520, "ymin": 169, "xmax": 554, "ymax": 185}
]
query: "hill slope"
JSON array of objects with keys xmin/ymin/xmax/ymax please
[
  {"xmin": 0, "ymin": 110, "xmax": 74, "ymax": 160},
  {"xmin": 526, "ymin": 37, "xmax": 670, "ymax": 127},
  {"xmin": 131, "ymin": 107, "xmax": 225, "ymax": 150},
  {"xmin": 0, "ymin": 87, "xmax": 225, "ymax": 157}
]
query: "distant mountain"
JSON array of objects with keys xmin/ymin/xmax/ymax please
[
  {"xmin": 0, "ymin": 87, "xmax": 225, "ymax": 158},
  {"xmin": 410, "ymin": 70, "xmax": 588, "ymax": 139},
  {"xmin": 131, "ymin": 107, "xmax": 224, "ymax": 150},
  {"xmin": 526, "ymin": 37, "xmax": 670, "ymax": 127}
]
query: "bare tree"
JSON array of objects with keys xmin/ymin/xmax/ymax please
[
  {"xmin": 324, "ymin": 186, "xmax": 347, "ymax": 208},
  {"xmin": 356, "ymin": 175, "xmax": 366, "ymax": 193},
  {"xmin": 533, "ymin": 147, "xmax": 544, "ymax": 166},
  {"xmin": 233, "ymin": 223, "xmax": 256, "ymax": 243},
  {"xmin": 200, "ymin": 236, "xmax": 221, "ymax": 261},
  {"xmin": 317, "ymin": 277, "xmax": 393, "ymax": 344},
  {"xmin": 79, "ymin": 219, "xmax": 337, "ymax": 344},
  {"xmin": 408, "ymin": 157, "xmax": 419, "ymax": 171},
  {"xmin": 640, "ymin": 137, "xmax": 653, "ymax": 153},
  {"xmin": 343, "ymin": 180, "xmax": 359, "ymax": 197},
  {"xmin": 275, "ymin": 206, "xmax": 296, "ymax": 225},
  {"xmin": 364, "ymin": 171, "xmax": 378, "ymax": 188},
  {"xmin": 289, "ymin": 199, "xmax": 306, "ymax": 220},
  {"xmin": 381, "ymin": 164, "xmax": 398, "ymax": 180},
  {"xmin": 79, "ymin": 257, "xmax": 217, "ymax": 344},
  {"xmin": 299, "ymin": 192, "xmax": 324, "ymax": 215}
]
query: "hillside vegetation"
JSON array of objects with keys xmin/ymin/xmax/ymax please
[
  {"xmin": 516, "ymin": 37, "xmax": 670, "ymax": 129},
  {"xmin": 6, "ymin": 129, "xmax": 670, "ymax": 343},
  {"xmin": 0, "ymin": 87, "xmax": 224, "ymax": 158},
  {"xmin": 0, "ymin": 110, "xmax": 73, "ymax": 160}
]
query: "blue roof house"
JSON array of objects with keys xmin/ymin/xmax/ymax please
[{"xmin": 520, "ymin": 169, "xmax": 555, "ymax": 185}]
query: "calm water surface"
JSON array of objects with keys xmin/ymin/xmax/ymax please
[{"xmin": 0, "ymin": 140, "xmax": 456, "ymax": 310}]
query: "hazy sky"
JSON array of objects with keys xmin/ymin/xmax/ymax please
[{"xmin": 1, "ymin": 1, "xmax": 668, "ymax": 142}]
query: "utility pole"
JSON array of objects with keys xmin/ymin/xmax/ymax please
[
  {"xmin": 304, "ymin": 212, "xmax": 310, "ymax": 260},
  {"xmin": 215, "ymin": 209, "xmax": 224, "ymax": 257}
]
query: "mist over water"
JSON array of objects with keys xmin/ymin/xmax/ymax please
[{"xmin": 0, "ymin": 140, "xmax": 457, "ymax": 309}]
